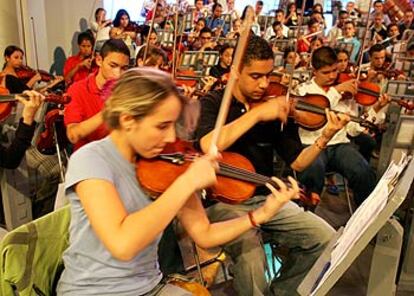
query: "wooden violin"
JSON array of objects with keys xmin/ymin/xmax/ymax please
[
  {"xmin": 137, "ymin": 140, "xmax": 309, "ymax": 204},
  {"xmin": 16, "ymin": 65, "xmax": 54, "ymax": 82},
  {"xmin": 263, "ymin": 82, "xmax": 379, "ymax": 132}
]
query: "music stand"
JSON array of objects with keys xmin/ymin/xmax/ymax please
[
  {"xmin": 394, "ymin": 57, "xmax": 414, "ymax": 79},
  {"xmin": 273, "ymin": 52, "xmax": 284, "ymax": 68},
  {"xmin": 216, "ymin": 37, "xmax": 237, "ymax": 47},
  {"xmin": 179, "ymin": 11, "xmax": 194, "ymax": 34},
  {"xmin": 271, "ymin": 39, "xmax": 292, "ymax": 52},
  {"xmin": 298, "ymin": 157, "xmax": 414, "ymax": 296},
  {"xmin": 157, "ymin": 30, "xmax": 175, "ymax": 48},
  {"xmin": 179, "ymin": 51, "xmax": 219, "ymax": 75},
  {"xmin": 288, "ymin": 26, "xmax": 308, "ymax": 39}
]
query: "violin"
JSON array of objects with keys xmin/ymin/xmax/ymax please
[
  {"xmin": 263, "ymin": 82, "xmax": 379, "ymax": 131},
  {"xmin": 16, "ymin": 66, "xmax": 54, "ymax": 82},
  {"xmin": 36, "ymin": 109, "xmax": 68, "ymax": 154},
  {"xmin": 124, "ymin": 21, "xmax": 143, "ymax": 33},
  {"xmin": 0, "ymin": 88, "xmax": 71, "ymax": 121},
  {"xmin": 137, "ymin": 140, "xmax": 309, "ymax": 204}
]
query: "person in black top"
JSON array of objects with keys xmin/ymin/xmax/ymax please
[
  {"xmin": 209, "ymin": 44, "xmax": 233, "ymax": 81},
  {"xmin": 195, "ymin": 36, "xmax": 350, "ymax": 296},
  {"xmin": 0, "ymin": 90, "xmax": 43, "ymax": 168},
  {"xmin": 2, "ymin": 45, "xmax": 41, "ymax": 93}
]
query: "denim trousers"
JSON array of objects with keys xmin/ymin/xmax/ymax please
[
  {"xmin": 207, "ymin": 197, "xmax": 335, "ymax": 296},
  {"xmin": 297, "ymin": 143, "xmax": 377, "ymax": 206}
]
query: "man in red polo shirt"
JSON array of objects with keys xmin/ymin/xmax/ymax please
[
  {"xmin": 64, "ymin": 39, "xmax": 130, "ymax": 151},
  {"xmin": 63, "ymin": 32, "xmax": 98, "ymax": 86}
]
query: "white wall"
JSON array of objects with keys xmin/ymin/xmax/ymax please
[{"xmin": 0, "ymin": 0, "xmax": 21, "ymax": 67}]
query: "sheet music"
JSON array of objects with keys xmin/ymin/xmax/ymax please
[{"xmin": 310, "ymin": 155, "xmax": 412, "ymax": 295}]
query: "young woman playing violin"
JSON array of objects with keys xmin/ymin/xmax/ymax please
[
  {"xmin": 56, "ymin": 67, "xmax": 300, "ymax": 295},
  {"xmin": 2, "ymin": 46, "xmax": 41, "ymax": 93},
  {"xmin": 1, "ymin": 45, "xmax": 62, "ymax": 94}
]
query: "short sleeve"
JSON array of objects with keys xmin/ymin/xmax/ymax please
[
  {"xmin": 64, "ymin": 83, "xmax": 85, "ymax": 126},
  {"xmin": 65, "ymin": 145, "xmax": 114, "ymax": 192}
]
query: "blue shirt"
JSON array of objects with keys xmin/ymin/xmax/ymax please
[{"xmin": 57, "ymin": 136, "xmax": 162, "ymax": 295}]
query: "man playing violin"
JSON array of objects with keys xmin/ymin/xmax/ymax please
[
  {"xmin": 63, "ymin": 32, "xmax": 97, "ymax": 86},
  {"xmin": 64, "ymin": 39, "xmax": 130, "ymax": 151},
  {"xmin": 296, "ymin": 46, "xmax": 382, "ymax": 208},
  {"xmin": 195, "ymin": 36, "xmax": 349, "ymax": 296}
]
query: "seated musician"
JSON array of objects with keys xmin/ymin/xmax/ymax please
[
  {"xmin": 110, "ymin": 9, "xmax": 137, "ymax": 44},
  {"xmin": 366, "ymin": 43, "xmax": 405, "ymax": 83},
  {"xmin": 63, "ymin": 32, "xmax": 97, "ymax": 86},
  {"xmin": 136, "ymin": 46, "xmax": 167, "ymax": 69},
  {"xmin": 399, "ymin": 10, "xmax": 414, "ymax": 32},
  {"xmin": 0, "ymin": 90, "xmax": 43, "ymax": 226},
  {"xmin": 297, "ymin": 19, "xmax": 320, "ymax": 53},
  {"xmin": 64, "ymin": 39, "xmax": 130, "ymax": 151},
  {"xmin": 2, "ymin": 46, "xmax": 41, "ymax": 92},
  {"xmin": 209, "ymin": 44, "xmax": 233, "ymax": 80},
  {"xmin": 268, "ymin": 21, "xmax": 288, "ymax": 45},
  {"xmin": 0, "ymin": 90, "xmax": 43, "ymax": 169},
  {"xmin": 226, "ymin": 18, "xmax": 241, "ymax": 39},
  {"xmin": 327, "ymin": 10, "xmax": 348, "ymax": 44},
  {"xmin": 195, "ymin": 36, "xmax": 349, "ymax": 296},
  {"xmin": 341, "ymin": 21, "xmax": 361, "ymax": 63},
  {"xmin": 370, "ymin": 12, "xmax": 388, "ymax": 43},
  {"xmin": 206, "ymin": 3, "xmax": 228, "ymax": 35},
  {"xmin": 56, "ymin": 67, "xmax": 300, "ymax": 295},
  {"xmin": 295, "ymin": 46, "xmax": 380, "ymax": 207},
  {"xmin": 264, "ymin": 9, "xmax": 289, "ymax": 41}
]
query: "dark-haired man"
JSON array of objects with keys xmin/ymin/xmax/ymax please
[
  {"xmin": 64, "ymin": 39, "xmax": 130, "ymax": 151},
  {"xmin": 296, "ymin": 46, "xmax": 381, "ymax": 207},
  {"xmin": 195, "ymin": 36, "xmax": 349, "ymax": 296},
  {"xmin": 63, "ymin": 32, "xmax": 97, "ymax": 85}
]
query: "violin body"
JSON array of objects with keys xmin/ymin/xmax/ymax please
[
  {"xmin": 137, "ymin": 141, "xmax": 256, "ymax": 204},
  {"xmin": 0, "ymin": 86, "xmax": 13, "ymax": 121},
  {"xmin": 16, "ymin": 66, "xmax": 53, "ymax": 82}
]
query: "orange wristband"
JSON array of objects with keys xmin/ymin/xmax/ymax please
[{"xmin": 248, "ymin": 211, "xmax": 260, "ymax": 228}]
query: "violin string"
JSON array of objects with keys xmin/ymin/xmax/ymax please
[{"xmin": 184, "ymin": 155, "xmax": 272, "ymax": 185}]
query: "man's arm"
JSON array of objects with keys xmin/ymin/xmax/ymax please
[{"xmin": 66, "ymin": 111, "xmax": 103, "ymax": 144}]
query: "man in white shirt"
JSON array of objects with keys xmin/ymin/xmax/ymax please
[
  {"xmin": 295, "ymin": 46, "xmax": 381, "ymax": 207},
  {"xmin": 264, "ymin": 9, "xmax": 289, "ymax": 40},
  {"xmin": 327, "ymin": 10, "xmax": 349, "ymax": 44}
]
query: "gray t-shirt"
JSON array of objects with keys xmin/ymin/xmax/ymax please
[{"xmin": 57, "ymin": 136, "xmax": 162, "ymax": 295}]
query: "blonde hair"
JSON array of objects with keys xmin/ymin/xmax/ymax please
[{"xmin": 103, "ymin": 67, "xmax": 184, "ymax": 129}]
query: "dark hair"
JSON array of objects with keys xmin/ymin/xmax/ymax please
[
  {"xmin": 136, "ymin": 46, "xmax": 167, "ymax": 66},
  {"xmin": 94, "ymin": 8, "xmax": 105, "ymax": 20},
  {"xmin": 373, "ymin": 0, "xmax": 384, "ymax": 6},
  {"xmin": 212, "ymin": 3, "xmax": 222, "ymax": 13},
  {"xmin": 113, "ymin": 9, "xmax": 130, "ymax": 27},
  {"xmin": 256, "ymin": 1, "xmax": 264, "ymax": 6},
  {"xmin": 100, "ymin": 39, "xmax": 130, "ymax": 59},
  {"xmin": 312, "ymin": 3, "xmax": 324, "ymax": 12},
  {"xmin": 200, "ymin": 27, "xmax": 212, "ymax": 35},
  {"xmin": 275, "ymin": 9, "xmax": 284, "ymax": 15},
  {"xmin": 242, "ymin": 35, "xmax": 274, "ymax": 67},
  {"xmin": 335, "ymin": 48, "xmax": 350, "ymax": 57},
  {"xmin": 369, "ymin": 43, "xmax": 385, "ymax": 56},
  {"xmin": 241, "ymin": 5, "xmax": 253, "ymax": 21},
  {"xmin": 339, "ymin": 10, "xmax": 349, "ymax": 17},
  {"xmin": 77, "ymin": 31, "xmax": 94, "ymax": 46},
  {"xmin": 197, "ymin": 17, "xmax": 206, "ymax": 25},
  {"xmin": 307, "ymin": 18, "xmax": 319, "ymax": 28},
  {"xmin": 219, "ymin": 43, "xmax": 234, "ymax": 55},
  {"xmin": 287, "ymin": 2, "xmax": 296, "ymax": 13},
  {"xmin": 311, "ymin": 46, "xmax": 337, "ymax": 69},
  {"xmin": 272, "ymin": 20, "xmax": 282, "ymax": 28},
  {"xmin": 3, "ymin": 45, "xmax": 24, "ymax": 69},
  {"xmin": 408, "ymin": 43, "xmax": 414, "ymax": 51}
]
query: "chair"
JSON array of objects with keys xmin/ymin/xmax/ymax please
[
  {"xmin": 325, "ymin": 172, "xmax": 354, "ymax": 215},
  {"xmin": 0, "ymin": 205, "xmax": 70, "ymax": 296}
]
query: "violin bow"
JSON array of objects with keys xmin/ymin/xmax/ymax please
[
  {"xmin": 30, "ymin": 17, "xmax": 40, "ymax": 70},
  {"xmin": 281, "ymin": 0, "xmax": 307, "ymax": 130},
  {"xmin": 172, "ymin": 2, "xmax": 179, "ymax": 79},
  {"xmin": 208, "ymin": 6, "xmax": 254, "ymax": 155},
  {"xmin": 355, "ymin": 0, "xmax": 374, "ymax": 82},
  {"xmin": 143, "ymin": 0, "xmax": 160, "ymax": 62}
]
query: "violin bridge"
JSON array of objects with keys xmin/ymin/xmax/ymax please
[{"xmin": 159, "ymin": 153, "xmax": 185, "ymax": 165}]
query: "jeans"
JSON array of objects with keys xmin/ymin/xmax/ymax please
[
  {"xmin": 207, "ymin": 197, "xmax": 335, "ymax": 296},
  {"xmin": 297, "ymin": 143, "xmax": 376, "ymax": 206}
]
